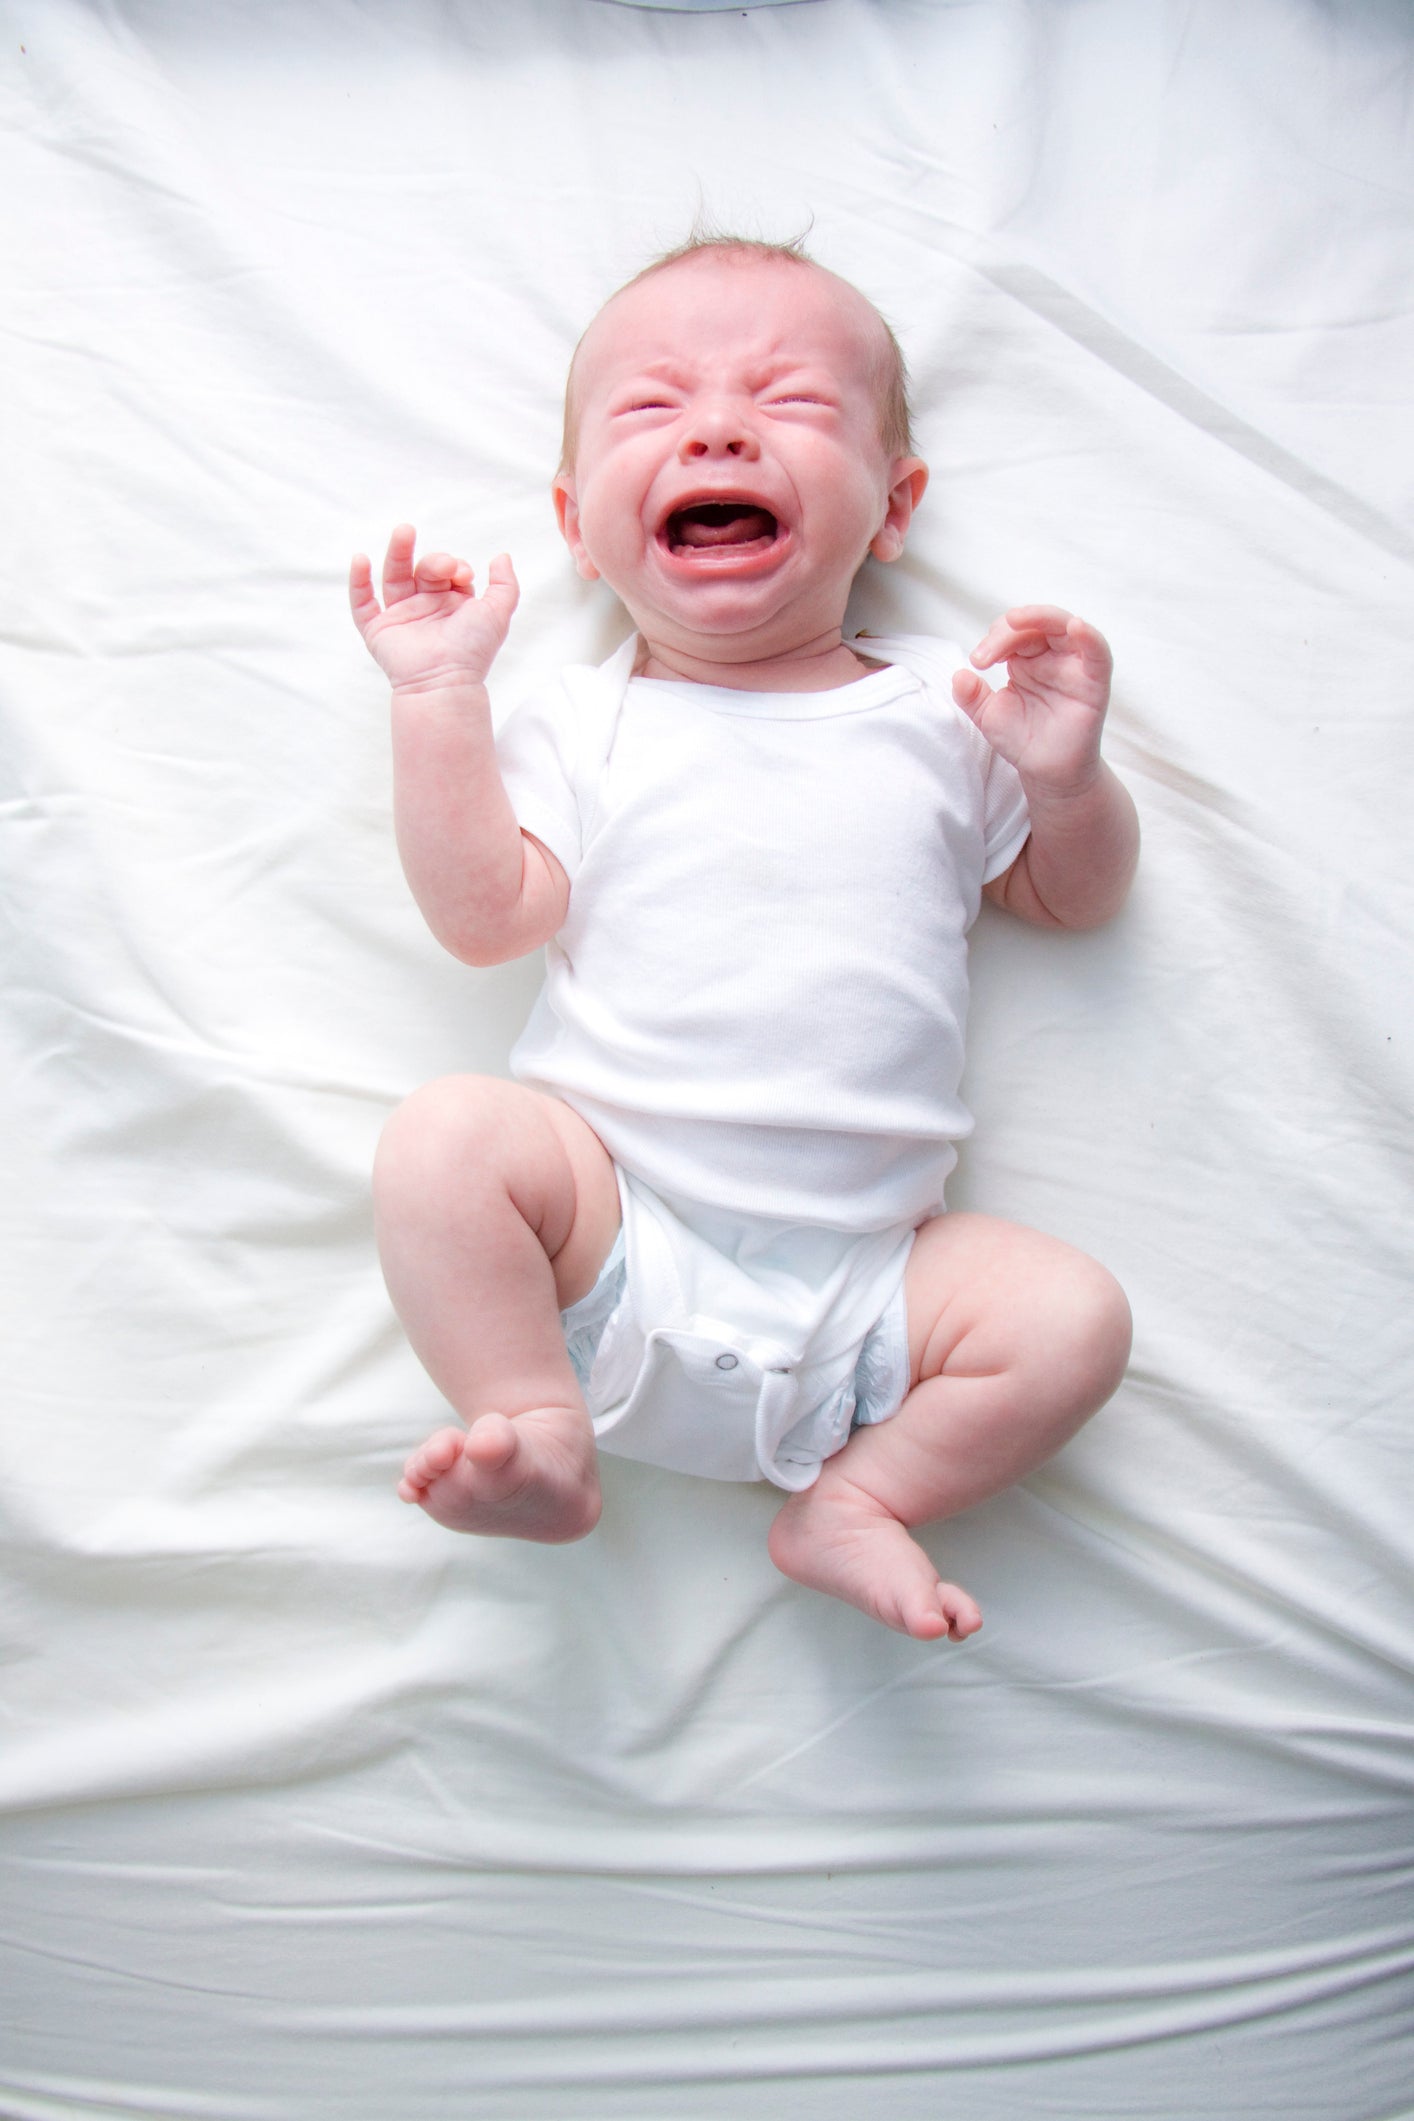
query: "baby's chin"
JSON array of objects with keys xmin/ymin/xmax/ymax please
[
  {"xmin": 611, "ymin": 548, "xmax": 861, "ymax": 666},
  {"xmin": 630, "ymin": 607, "xmax": 867, "ymax": 691}
]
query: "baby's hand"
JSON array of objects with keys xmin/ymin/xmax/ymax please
[
  {"xmin": 349, "ymin": 524, "xmax": 519, "ymax": 692},
  {"xmin": 952, "ymin": 606, "xmax": 1112, "ymax": 795}
]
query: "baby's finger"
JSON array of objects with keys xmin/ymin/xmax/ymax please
[
  {"xmin": 485, "ymin": 553, "xmax": 520, "ymax": 608},
  {"xmin": 1000, "ymin": 603, "xmax": 1076, "ymax": 638},
  {"xmin": 999, "ymin": 608, "xmax": 1110, "ymax": 676},
  {"xmin": 970, "ymin": 615, "xmax": 1036, "ymax": 669},
  {"xmin": 983, "ymin": 611, "xmax": 1072, "ymax": 662},
  {"xmin": 381, "ymin": 523, "xmax": 419, "ymax": 604},
  {"xmin": 1010, "ymin": 618, "xmax": 1110, "ymax": 692},
  {"xmin": 414, "ymin": 552, "xmax": 474, "ymax": 593},
  {"xmin": 1051, "ymin": 613, "xmax": 1113, "ymax": 675},
  {"xmin": 348, "ymin": 553, "xmax": 379, "ymax": 634},
  {"xmin": 973, "ymin": 607, "xmax": 1093, "ymax": 669}
]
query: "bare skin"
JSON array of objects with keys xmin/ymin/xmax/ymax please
[
  {"xmin": 377, "ymin": 1078, "xmax": 617, "ymax": 1544},
  {"xmin": 377, "ymin": 1074, "xmax": 1131, "ymax": 1640}
]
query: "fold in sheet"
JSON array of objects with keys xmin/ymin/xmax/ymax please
[{"xmin": 1, "ymin": 2, "xmax": 1410, "ymax": 2116}]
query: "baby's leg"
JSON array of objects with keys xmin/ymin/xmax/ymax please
[
  {"xmin": 373, "ymin": 1075, "xmax": 620, "ymax": 1542},
  {"xmin": 767, "ymin": 1214, "xmax": 1132, "ymax": 1639}
]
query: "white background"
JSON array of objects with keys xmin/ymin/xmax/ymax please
[{"xmin": 1, "ymin": 2, "xmax": 1411, "ymax": 2114}]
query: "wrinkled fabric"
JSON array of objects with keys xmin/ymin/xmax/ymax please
[{"xmin": 1, "ymin": 3, "xmax": 1411, "ymax": 2117}]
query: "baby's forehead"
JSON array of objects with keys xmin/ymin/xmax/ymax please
[{"xmin": 576, "ymin": 253, "xmax": 885, "ymax": 379}]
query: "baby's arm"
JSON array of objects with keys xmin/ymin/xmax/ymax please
[
  {"xmin": 349, "ymin": 525, "xmax": 568, "ymax": 964},
  {"xmin": 953, "ymin": 607, "xmax": 1139, "ymax": 930}
]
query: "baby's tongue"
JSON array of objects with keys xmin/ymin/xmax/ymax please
[{"xmin": 675, "ymin": 504, "xmax": 774, "ymax": 548}]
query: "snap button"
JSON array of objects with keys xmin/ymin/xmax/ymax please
[{"xmin": 714, "ymin": 1353, "xmax": 739, "ymax": 1371}]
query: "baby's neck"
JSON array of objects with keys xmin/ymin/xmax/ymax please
[{"xmin": 635, "ymin": 633, "xmax": 876, "ymax": 694}]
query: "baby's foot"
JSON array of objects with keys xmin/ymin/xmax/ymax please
[
  {"xmin": 397, "ymin": 1406, "xmax": 601, "ymax": 1544},
  {"xmin": 767, "ymin": 1476, "xmax": 982, "ymax": 1642}
]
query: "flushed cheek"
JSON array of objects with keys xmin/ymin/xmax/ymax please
[{"xmin": 572, "ymin": 491, "xmax": 651, "ymax": 580}]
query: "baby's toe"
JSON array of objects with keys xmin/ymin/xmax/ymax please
[
  {"xmin": 941, "ymin": 1588, "xmax": 983, "ymax": 1642},
  {"xmin": 402, "ymin": 1426, "xmax": 466, "ymax": 1482},
  {"xmin": 462, "ymin": 1412, "xmax": 518, "ymax": 1470},
  {"xmin": 902, "ymin": 1579, "xmax": 981, "ymax": 1644}
]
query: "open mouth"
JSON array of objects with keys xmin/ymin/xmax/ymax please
[{"xmin": 661, "ymin": 500, "xmax": 781, "ymax": 556}]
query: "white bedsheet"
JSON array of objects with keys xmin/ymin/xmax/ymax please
[{"xmin": 2, "ymin": 3, "xmax": 1411, "ymax": 2115}]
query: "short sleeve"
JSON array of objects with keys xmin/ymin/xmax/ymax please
[
  {"xmin": 847, "ymin": 630, "xmax": 1033, "ymax": 884},
  {"xmin": 495, "ymin": 678, "xmax": 584, "ymax": 882}
]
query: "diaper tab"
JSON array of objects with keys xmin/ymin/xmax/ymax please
[
  {"xmin": 753, "ymin": 1364, "xmax": 817, "ymax": 1490},
  {"xmin": 594, "ymin": 1325, "xmax": 789, "ymax": 1484}
]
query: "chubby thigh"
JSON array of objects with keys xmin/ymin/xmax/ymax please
[
  {"xmin": 904, "ymin": 1211, "xmax": 1130, "ymax": 1387},
  {"xmin": 879, "ymin": 1211, "xmax": 1133, "ymax": 1518},
  {"xmin": 529, "ymin": 1087, "xmax": 623, "ymax": 1309},
  {"xmin": 374, "ymin": 1074, "xmax": 621, "ymax": 1317}
]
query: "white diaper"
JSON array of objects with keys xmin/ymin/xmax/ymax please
[{"xmin": 561, "ymin": 1172, "xmax": 914, "ymax": 1491}]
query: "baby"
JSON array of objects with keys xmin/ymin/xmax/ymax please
[{"xmin": 349, "ymin": 237, "xmax": 1138, "ymax": 1642}]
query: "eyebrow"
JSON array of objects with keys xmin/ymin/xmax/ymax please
[
  {"xmin": 611, "ymin": 359, "xmax": 693, "ymax": 387},
  {"xmin": 607, "ymin": 352, "xmax": 840, "ymax": 391}
]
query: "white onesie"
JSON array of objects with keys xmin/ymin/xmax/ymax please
[{"xmin": 496, "ymin": 634, "xmax": 1030, "ymax": 1487}]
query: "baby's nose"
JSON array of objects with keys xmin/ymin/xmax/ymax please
[{"xmin": 678, "ymin": 405, "xmax": 760, "ymax": 461}]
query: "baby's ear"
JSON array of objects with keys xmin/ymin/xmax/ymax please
[
  {"xmin": 870, "ymin": 458, "xmax": 929, "ymax": 564},
  {"xmin": 553, "ymin": 475, "xmax": 600, "ymax": 581}
]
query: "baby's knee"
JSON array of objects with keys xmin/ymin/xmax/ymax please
[
  {"xmin": 373, "ymin": 1073, "xmax": 519, "ymax": 1213},
  {"xmin": 1058, "ymin": 1255, "xmax": 1133, "ymax": 1408}
]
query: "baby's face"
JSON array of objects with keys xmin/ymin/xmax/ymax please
[{"xmin": 554, "ymin": 254, "xmax": 926, "ymax": 671}]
